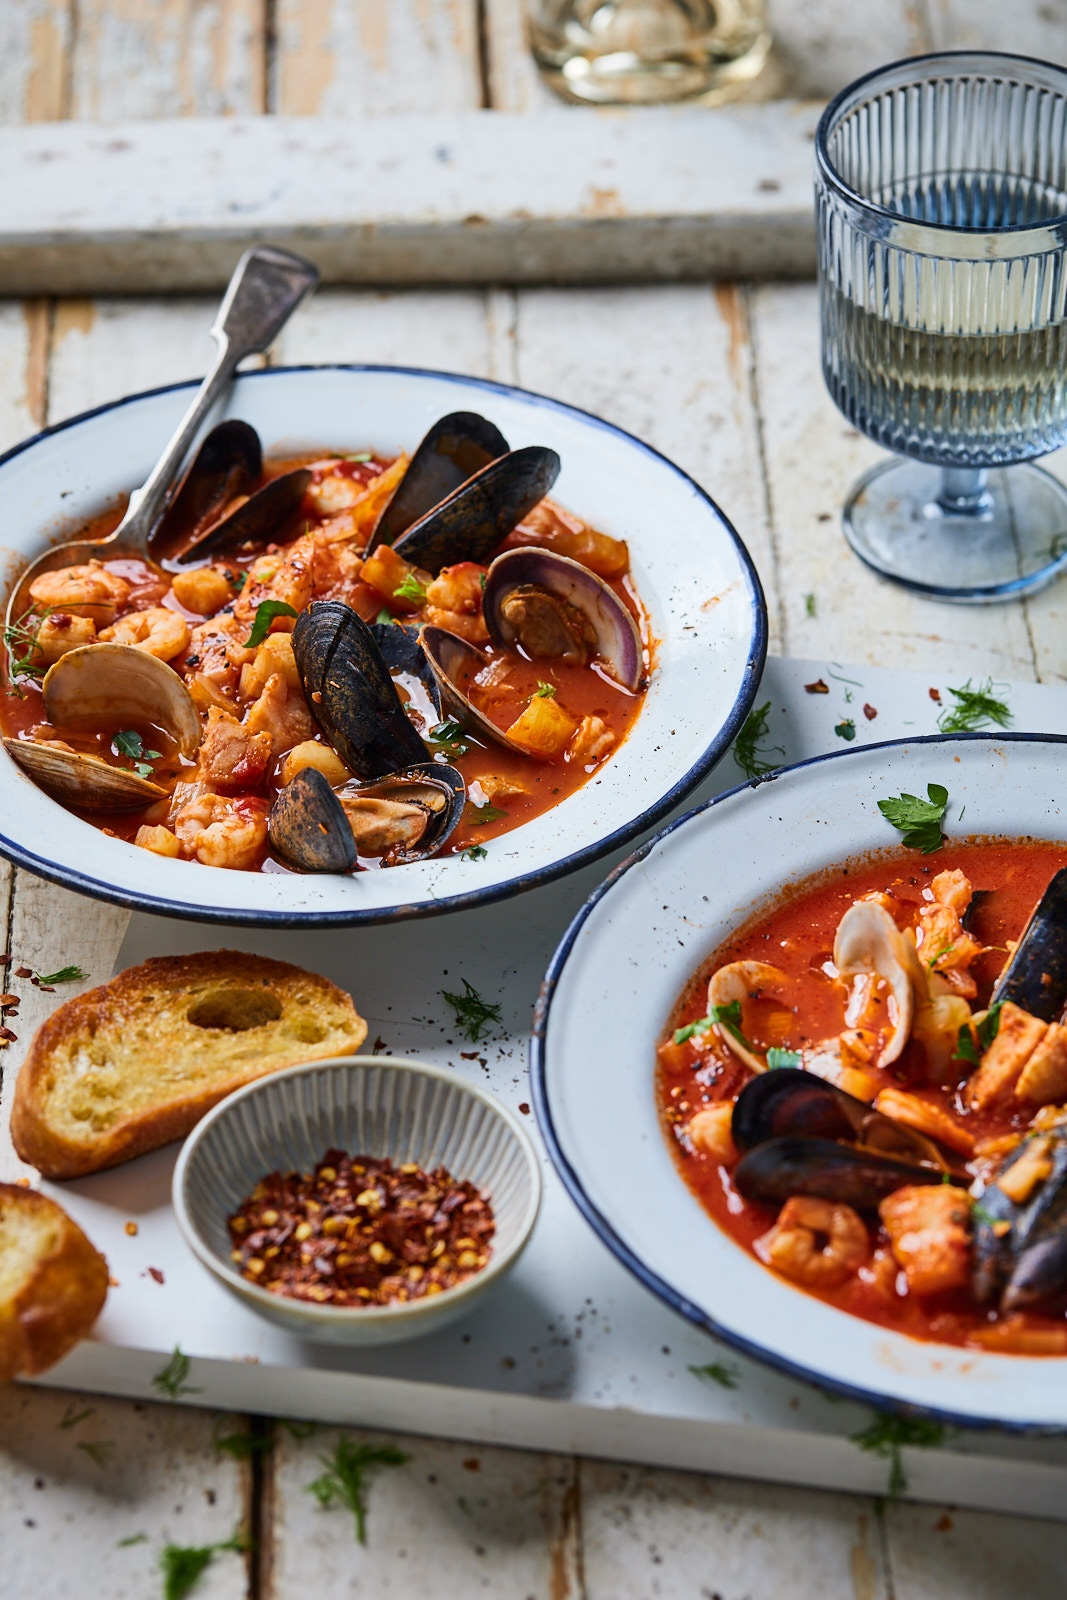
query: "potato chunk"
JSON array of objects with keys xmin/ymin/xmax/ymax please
[{"xmin": 505, "ymin": 695, "xmax": 579, "ymax": 759}]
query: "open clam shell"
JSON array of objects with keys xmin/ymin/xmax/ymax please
[
  {"xmin": 154, "ymin": 420, "xmax": 262, "ymax": 561},
  {"xmin": 173, "ymin": 467, "xmax": 311, "ymax": 565},
  {"xmin": 369, "ymin": 411, "xmax": 509, "ymax": 554},
  {"xmin": 392, "ymin": 446, "xmax": 560, "ymax": 575},
  {"xmin": 483, "ymin": 547, "xmax": 643, "ymax": 692},
  {"xmin": 2, "ymin": 739, "xmax": 169, "ymax": 809},
  {"xmin": 418, "ymin": 625, "xmax": 524, "ymax": 755}
]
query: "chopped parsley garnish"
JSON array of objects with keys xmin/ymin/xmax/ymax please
[
  {"xmin": 674, "ymin": 1000, "xmax": 753, "ymax": 1050},
  {"xmin": 4, "ymin": 604, "xmax": 59, "ymax": 693},
  {"xmin": 850, "ymin": 1412, "xmax": 946, "ymax": 1499},
  {"xmin": 117, "ymin": 1533, "xmax": 148, "ymax": 1547},
  {"xmin": 305, "ymin": 1437, "xmax": 409, "ymax": 1544},
  {"xmin": 465, "ymin": 799, "xmax": 507, "ymax": 826},
  {"xmin": 937, "ymin": 678, "xmax": 1012, "ymax": 735},
  {"xmin": 428, "ymin": 718, "xmax": 471, "ymax": 760},
  {"xmin": 151, "ymin": 1345, "xmax": 200, "ymax": 1401},
  {"xmin": 689, "ymin": 1360, "xmax": 741, "ymax": 1389},
  {"xmin": 59, "ymin": 1403, "xmax": 95, "ymax": 1429},
  {"xmin": 75, "ymin": 1438, "xmax": 115, "ymax": 1467},
  {"xmin": 112, "ymin": 728, "xmax": 161, "ymax": 780},
  {"xmin": 33, "ymin": 965, "xmax": 86, "ymax": 985},
  {"xmin": 766, "ymin": 1047, "xmax": 801, "ymax": 1070},
  {"xmin": 461, "ymin": 844, "xmax": 488, "ymax": 862},
  {"xmin": 441, "ymin": 978, "xmax": 503, "ymax": 1042},
  {"xmin": 804, "ymin": 592, "xmax": 816, "ymax": 617},
  {"xmin": 160, "ymin": 1534, "xmax": 245, "ymax": 1600},
  {"xmin": 877, "ymin": 783, "xmax": 949, "ymax": 854},
  {"xmin": 834, "ymin": 718, "xmax": 856, "ymax": 741},
  {"xmin": 954, "ymin": 1001, "xmax": 1003, "ymax": 1066},
  {"xmin": 244, "ymin": 599, "xmax": 298, "ymax": 648},
  {"xmin": 393, "ymin": 572, "xmax": 428, "ymax": 606},
  {"xmin": 534, "ymin": 681, "xmax": 557, "ymax": 698},
  {"xmin": 732, "ymin": 701, "xmax": 784, "ymax": 781},
  {"xmin": 345, "ymin": 453, "xmax": 373, "ymax": 463},
  {"xmin": 375, "ymin": 607, "xmax": 394, "ymax": 625}
]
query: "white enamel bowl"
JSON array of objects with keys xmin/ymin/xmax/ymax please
[
  {"xmin": 533, "ymin": 733, "xmax": 1067, "ymax": 1430},
  {"xmin": 173, "ymin": 1055, "xmax": 541, "ymax": 1345},
  {"xmin": 0, "ymin": 366, "xmax": 765, "ymax": 924}
]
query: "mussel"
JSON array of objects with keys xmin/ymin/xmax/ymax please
[
  {"xmin": 172, "ymin": 467, "xmax": 312, "ymax": 566},
  {"xmin": 268, "ymin": 766, "xmax": 356, "ymax": 874},
  {"xmin": 369, "ymin": 412, "xmax": 509, "ymax": 552},
  {"xmin": 370, "ymin": 621, "xmax": 442, "ymax": 722},
  {"xmin": 483, "ymin": 548, "xmax": 643, "ymax": 692},
  {"xmin": 391, "ymin": 446, "xmax": 561, "ymax": 574},
  {"xmin": 973, "ymin": 1125, "xmax": 1067, "ymax": 1312},
  {"xmin": 152, "ymin": 420, "xmax": 262, "ymax": 561},
  {"xmin": 730, "ymin": 1068, "xmax": 969, "ymax": 1210},
  {"xmin": 3, "ymin": 642, "xmax": 201, "ymax": 810},
  {"xmin": 991, "ymin": 866, "xmax": 1067, "ymax": 1021}
]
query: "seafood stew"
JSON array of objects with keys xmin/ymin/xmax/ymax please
[
  {"xmin": 658, "ymin": 843, "xmax": 1067, "ymax": 1355},
  {"xmin": 1, "ymin": 412, "xmax": 649, "ymax": 874}
]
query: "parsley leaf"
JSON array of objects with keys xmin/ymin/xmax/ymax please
[
  {"xmin": 160, "ymin": 1534, "xmax": 245, "ymax": 1600},
  {"xmin": 674, "ymin": 1000, "xmax": 754, "ymax": 1051},
  {"xmin": 461, "ymin": 844, "xmax": 488, "ymax": 862},
  {"xmin": 428, "ymin": 718, "xmax": 471, "ymax": 760},
  {"xmin": 954, "ymin": 1001, "xmax": 1003, "ymax": 1066},
  {"xmin": 732, "ymin": 701, "xmax": 784, "ymax": 781},
  {"xmin": 877, "ymin": 783, "xmax": 949, "ymax": 853},
  {"xmin": 117, "ymin": 1533, "xmax": 148, "ymax": 1548},
  {"xmin": 76, "ymin": 1438, "xmax": 115, "ymax": 1467},
  {"xmin": 937, "ymin": 678, "xmax": 1012, "ymax": 735},
  {"xmin": 766, "ymin": 1047, "xmax": 801, "ymax": 1070},
  {"xmin": 393, "ymin": 572, "xmax": 428, "ymax": 606},
  {"xmin": 151, "ymin": 1345, "xmax": 200, "ymax": 1401},
  {"xmin": 440, "ymin": 978, "xmax": 502, "ymax": 1042},
  {"xmin": 850, "ymin": 1413, "xmax": 946, "ymax": 1499},
  {"xmin": 534, "ymin": 681, "xmax": 557, "ymax": 698},
  {"xmin": 834, "ymin": 718, "xmax": 856, "ymax": 742},
  {"xmin": 305, "ymin": 1437, "xmax": 409, "ymax": 1544},
  {"xmin": 689, "ymin": 1360, "xmax": 741, "ymax": 1389},
  {"xmin": 112, "ymin": 728, "xmax": 162, "ymax": 780},
  {"xmin": 375, "ymin": 607, "xmax": 395, "ymax": 625},
  {"xmin": 465, "ymin": 800, "xmax": 507, "ymax": 826},
  {"xmin": 243, "ymin": 599, "xmax": 297, "ymax": 648}
]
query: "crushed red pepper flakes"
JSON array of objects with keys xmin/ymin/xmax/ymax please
[
  {"xmin": 863, "ymin": 703, "xmax": 878, "ymax": 720},
  {"xmin": 228, "ymin": 1148, "xmax": 495, "ymax": 1308},
  {"xmin": 929, "ymin": 687, "xmax": 942, "ymax": 702},
  {"xmin": 804, "ymin": 679, "xmax": 829, "ymax": 694}
]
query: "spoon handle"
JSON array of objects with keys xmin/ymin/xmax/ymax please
[{"xmin": 115, "ymin": 245, "xmax": 320, "ymax": 552}]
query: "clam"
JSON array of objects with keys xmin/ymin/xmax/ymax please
[
  {"xmin": 152, "ymin": 420, "xmax": 262, "ymax": 561},
  {"xmin": 2, "ymin": 642, "xmax": 201, "ymax": 810},
  {"xmin": 973, "ymin": 1124, "xmax": 1067, "ymax": 1312},
  {"xmin": 369, "ymin": 411, "xmax": 509, "ymax": 553},
  {"xmin": 833, "ymin": 900, "xmax": 917, "ymax": 1067},
  {"xmin": 483, "ymin": 548, "xmax": 643, "ymax": 692},
  {"xmin": 418, "ymin": 625, "xmax": 524, "ymax": 755},
  {"xmin": 391, "ymin": 446, "xmax": 560, "ymax": 574},
  {"xmin": 991, "ymin": 866, "xmax": 1067, "ymax": 1021}
]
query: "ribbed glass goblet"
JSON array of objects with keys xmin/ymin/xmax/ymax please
[{"xmin": 816, "ymin": 52, "xmax": 1067, "ymax": 602}]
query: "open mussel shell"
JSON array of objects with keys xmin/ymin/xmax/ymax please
[
  {"xmin": 483, "ymin": 547, "xmax": 643, "ymax": 691},
  {"xmin": 733, "ymin": 1136, "xmax": 958, "ymax": 1212},
  {"xmin": 990, "ymin": 866, "xmax": 1067, "ymax": 1021},
  {"xmin": 174, "ymin": 468, "xmax": 312, "ymax": 565},
  {"xmin": 293, "ymin": 602, "xmax": 427, "ymax": 779},
  {"xmin": 370, "ymin": 621, "xmax": 442, "ymax": 720},
  {"xmin": 153, "ymin": 420, "xmax": 262, "ymax": 560},
  {"xmin": 392, "ymin": 446, "xmax": 561, "ymax": 575},
  {"xmin": 974, "ymin": 1126, "xmax": 1067, "ymax": 1312},
  {"xmin": 731, "ymin": 1067, "xmax": 967, "ymax": 1175},
  {"xmin": 268, "ymin": 765, "xmax": 357, "ymax": 874},
  {"xmin": 369, "ymin": 412, "xmax": 509, "ymax": 553},
  {"xmin": 337, "ymin": 761, "xmax": 465, "ymax": 866},
  {"xmin": 418, "ymin": 625, "xmax": 522, "ymax": 754}
]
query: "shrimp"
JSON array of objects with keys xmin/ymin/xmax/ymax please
[
  {"xmin": 235, "ymin": 534, "xmax": 314, "ymax": 625},
  {"xmin": 29, "ymin": 561, "xmax": 130, "ymax": 624},
  {"xmin": 756, "ymin": 1196, "xmax": 869, "ymax": 1288},
  {"xmin": 172, "ymin": 789, "xmax": 268, "ymax": 869},
  {"xmin": 99, "ymin": 606, "xmax": 190, "ymax": 661}
]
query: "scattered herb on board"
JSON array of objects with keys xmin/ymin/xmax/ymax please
[
  {"xmin": 766, "ymin": 1047, "xmax": 801, "ymax": 1070},
  {"xmin": 834, "ymin": 718, "xmax": 856, "ymax": 742},
  {"xmin": 732, "ymin": 702, "xmax": 784, "ymax": 781},
  {"xmin": 850, "ymin": 1413, "xmax": 946, "ymax": 1499},
  {"xmin": 117, "ymin": 1533, "xmax": 148, "ymax": 1547},
  {"xmin": 305, "ymin": 1437, "xmax": 410, "ymax": 1544},
  {"xmin": 59, "ymin": 1403, "xmax": 94, "ymax": 1429},
  {"xmin": 804, "ymin": 593, "xmax": 817, "ymax": 617},
  {"xmin": 160, "ymin": 1534, "xmax": 245, "ymax": 1600},
  {"xmin": 243, "ymin": 599, "xmax": 298, "ymax": 649},
  {"xmin": 674, "ymin": 1000, "xmax": 753, "ymax": 1051},
  {"xmin": 465, "ymin": 800, "xmax": 507, "ymax": 826},
  {"xmin": 877, "ymin": 783, "xmax": 949, "ymax": 854},
  {"xmin": 937, "ymin": 678, "xmax": 1012, "ymax": 735},
  {"xmin": 3, "ymin": 604, "xmax": 53, "ymax": 692},
  {"xmin": 393, "ymin": 572, "xmax": 428, "ymax": 606},
  {"xmin": 428, "ymin": 718, "xmax": 471, "ymax": 760},
  {"xmin": 461, "ymin": 844, "xmax": 488, "ymax": 862},
  {"xmin": 689, "ymin": 1360, "xmax": 741, "ymax": 1389},
  {"xmin": 954, "ymin": 1001, "xmax": 1003, "ymax": 1066},
  {"xmin": 441, "ymin": 978, "xmax": 503, "ymax": 1043},
  {"xmin": 112, "ymin": 729, "xmax": 162, "ymax": 780},
  {"xmin": 213, "ymin": 1422, "xmax": 274, "ymax": 1461},
  {"xmin": 33, "ymin": 966, "xmax": 86, "ymax": 986},
  {"xmin": 281, "ymin": 1418, "xmax": 317, "ymax": 1441},
  {"xmin": 76, "ymin": 1438, "xmax": 115, "ymax": 1467},
  {"xmin": 152, "ymin": 1345, "xmax": 201, "ymax": 1401},
  {"xmin": 534, "ymin": 681, "xmax": 557, "ymax": 698}
]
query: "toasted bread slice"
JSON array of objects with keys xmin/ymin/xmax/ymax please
[
  {"xmin": 12, "ymin": 950, "xmax": 367, "ymax": 1179},
  {"xmin": 0, "ymin": 1183, "xmax": 108, "ymax": 1381}
]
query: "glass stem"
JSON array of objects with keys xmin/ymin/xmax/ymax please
[{"xmin": 936, "ymin": 466, "xmax": 992, "ymax": 517}]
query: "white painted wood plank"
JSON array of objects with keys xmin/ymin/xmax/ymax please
[
  {"xmin": 273, "ymin": 0, "xmax": 482, "ymax": 116},
  {"xmin": 749, "ymin": 281, "xmax": 1039, "ymax": 679},
  {"xmin": 272, "ymin": 285, "xmax": 494, "ymax": 375},
  {"xmin": 886, "ymin": 1499, "xmax": 1067, "ymax": 1600},
  {"xmin": 0, "ymin": 105, "xmax": 821, "ymax": 294},
  {"xmin": 483, "ymin": 0, "xmax": 558, "ymax": 114},
  {"xmin": 928, "ymin": 0, "xmax": 1067, "ymax": 59},
  {"xmin": 764, "ymin": 0, "xmax": 924, "ymax": 99},
  {"xmin": 0, "ymin": 0, "xmax": 71, "ymax": 124},
  {"xmin": 512, "ymin": 283, "xmax": 780, "ymax": 648},
  {"xmin": 0, "ymin": 1387, "xmax": 247, "ymax": 1600},
  {"xmin": 580, "ymin": 1459, "xmax": 889, "ymax": 1600},
  {"xmin": 69, "ymin": 0, "xmax": 266, "ymax": 120},
  {"xmin": 267, "ymin": 1425, "xmax": 577, "ymax": 1599},
  {"xmin": 0, "ymin": 300, "xmax": 43, "ymax": 445},
  {"xmin": 45, "ymin": 296, "xmax": 229, "ymax": 422}
]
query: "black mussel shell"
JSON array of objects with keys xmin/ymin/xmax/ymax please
[
  {"xmin": 974, "ymin": 1126, "xmax": 1067, "ymax": 1311},
  {"xmin": 369, "ymin": 412, "xmax": 509, "ymax": 553},
  {"xmin": 392, "ymin": 445, "xmax": 561, "ymax": 575},
  {"xmin": 991, "ymin": 867, "xmax": 1067, "ymax": 1021},
  {"xmin": 293, "ymin": 601, "xmax": 427, "ymax": 780},
  {"xmin": 340, "ymin": 760, "xmax": 465, "ymax": 865},
  {"xmin": 268, "ymin": 766, "xmax": 357, "ymax": 874},
  {"xmin": 174, "ymin": 468, "xmax": 312, "ymax": 564},
  {"xmin": 733, "ymin": 1136, "xmax": 958, "ymax": 1212},
  {"xmin": 154, "ymin": 420, "xmax": 262, "ymax": 560},
  {"xmin": 731, "ymin": 1068, "xmax": 967, "ymax": 1174},
  {"xmin": 370, "ymin": 621, "xmax": 442, "ymax": 719}
]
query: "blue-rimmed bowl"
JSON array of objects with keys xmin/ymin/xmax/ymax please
[
  {"xmin": 0, "ymin": 365, "xmax": 765, "ymax": 925},
  {"xmin": 173, "ymin": 1054, "xmax": 541, "ymax": 1345},
  {"xmin": 534, "ymin": 733, "xmax": 1067, "ymax": 1431}
]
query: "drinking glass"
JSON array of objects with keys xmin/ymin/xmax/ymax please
[
  {"xmin": 816, "ymin": 52, "xmax": 1067, "ymax": 602},
  {"xmin": 527, "ymin": 0, "xmax": 769, "ymax": 106}
]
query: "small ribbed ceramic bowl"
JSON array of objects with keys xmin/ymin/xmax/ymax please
[{"xmin": 173, "ymin": 1055, "xmax": 541, "ymax": 1345}]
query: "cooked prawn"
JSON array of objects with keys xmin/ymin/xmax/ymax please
[
  {"xmin": 99, "ymin": 606, "xmax": 190, "ymax": 661},
  {"xmin": 756, "ymin": 1196, "xmax": 869, "ymax": 1288},
  {"xmin": 29, "ymin": 561, "xmax": 130, "ymax": 624}
]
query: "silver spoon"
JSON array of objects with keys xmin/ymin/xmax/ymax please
[{"xmin": 5, "ymin": 244, "xmax": 319, "ymax": 632}]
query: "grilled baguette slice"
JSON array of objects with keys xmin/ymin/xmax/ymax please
[
  {"xmin": 0, "ymin": 1184, "xmax": 108, "ymax": 1381},
  {"xmin": 12, "ymin": 951, "xmax": 367, "ymax": 1179}
]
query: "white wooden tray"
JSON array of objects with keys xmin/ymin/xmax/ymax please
[{"xmin": 14, "ymin": 657, "xmax": 1067, "ymax": 1518}]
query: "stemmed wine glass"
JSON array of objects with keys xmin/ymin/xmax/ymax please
[{"xmin": 816, "ymin": 52, "xmax": 1067, "ymax": 602}]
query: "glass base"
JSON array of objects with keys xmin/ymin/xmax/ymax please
[{"xmin": 842, "ymin": 459, "xmax": 1067, "ymax": 604}]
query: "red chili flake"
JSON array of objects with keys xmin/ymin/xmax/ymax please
[
  {"xmin": 0, "ymin": 954, "xmax": 10, "ymax": 966},
  {"xmin": 0, "ymin": 1026, "xmax": 17, "ymax": 1042},
  {"xmin": 517, "ymin": 1103, "xmax": 530, "ymax": 1115},
  {"xmin": 460, "ymin": 1051, "xmax": 480, "ymax": 1060},
  {"xmin": 929, "ymin": 687, "xmax": 941, "ymax": 702},
  {"xmin": 147, "ymin": 1267, "xmax": 165, "ymax": 1285},
  {"xmin": 0, "ymin": 994, "xmax": 18, "ymax": 1007},
  {"xmin": 14, "ymin": 967, "xmax": 32, "ymax": 979},
  {"xmin": 804, "ymin": 679, "xmax": 830, "ymax": 694},
  {"xmin": 462, "ymin": 1458, "xmax": 481, "ymax": 1471},
  {"xmin": 863, "ymin": 703, "xmax": 878, "ymax": 720},
  {"xmin": 39, "ymin": 985, "xmax": 54, "ymax": 992}
]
